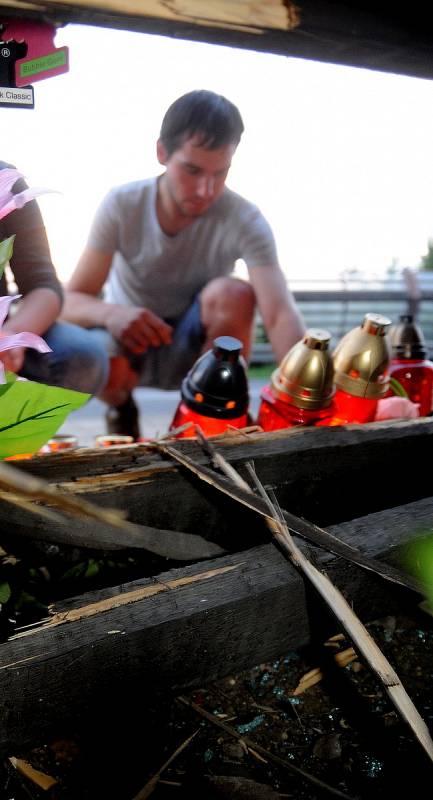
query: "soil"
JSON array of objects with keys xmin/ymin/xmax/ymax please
[{"xmin": 1, "ymin": 607, "xmax": 432, "ymax": 800}]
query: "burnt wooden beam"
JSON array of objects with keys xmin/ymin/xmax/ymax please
[{"xmin": 0, "ymin": 494, "xmax": 427, "ymax": 752}]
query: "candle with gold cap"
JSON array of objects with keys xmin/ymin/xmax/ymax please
[
  {"xmin": 257, "ymin": 329, "xmax": 336, "ymax": 430},
  {"xmin": 326, "ymin": 313, "xmax": 391, "ymax": 425}
]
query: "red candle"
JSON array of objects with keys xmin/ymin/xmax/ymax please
[
  {"xmin": 257, "ymin": 329, "xmax": 335, "ymax": 432},
  {"xmin": 169, "ymin": 336, "xmax": 249, "ymax": 439},
  {"xmin": 387, "ymin": 315, "xmax": 433, "ymax": 416}
]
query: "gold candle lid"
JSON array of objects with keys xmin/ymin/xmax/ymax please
[
  {"xmin": 333, "ymin": 313, "xmax": 392, "ymax": 399},
  {"xmin": 271, "ymin": 329, "xmax": 335, "ymax": 410},
  {"xmin": 361, "ymin": 313, "xmax": 392, "ymax": 336}
]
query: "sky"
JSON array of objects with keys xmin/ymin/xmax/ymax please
[{"xmin": 3, "ymin": 23, "xmax": 433, "ymax": 285}]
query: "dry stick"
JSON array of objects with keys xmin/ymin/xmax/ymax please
[
  {"xmin": 8, "ymin": 757, "xmax": 57, "ymax": 791},
  {"xmin": 186, "ymin": 433, "xmax": 433, "ymax": 764},
  {"xmin": 0, "ymin": 461, "xmax": 130, "ymax": 528},
  {"xmin": 131, "ymin": 728, "xmax": 199, "ymax": 800},
  {"xmin": 177, "ymin": 696, "xmax": 354, "ymax": 800},
  {"xmin": 153, "ymin": 441, "xmax": 422, "ymax": 594},
  {"xmin": 0, "ymin": 489, "xmax": 63, "ymax": 523}
]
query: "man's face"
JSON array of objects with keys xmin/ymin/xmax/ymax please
[{"xmin": 157, "ymin": 134, "xmax": 237, "ymax": 219}]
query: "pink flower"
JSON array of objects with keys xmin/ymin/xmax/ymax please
[
  {"xmin": 0, "ymin": 168, "xmax": 54, "ymax": 220},
  {"xmin": 0, "ymin": 295, "xmax": 51, "ymax": 384},
  {"xmin": 375, "ymin": 396, "xmax": 420, "ymax": 421}
]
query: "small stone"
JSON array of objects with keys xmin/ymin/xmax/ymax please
[
  {"xmin": 313, "ymin": 733, "xmax": 342, "ymax": 760},
  {"xmin": 221, "ymin": 741, "xmax": 245, "ymax": 762}
]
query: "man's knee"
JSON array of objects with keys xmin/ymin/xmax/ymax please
[{"xmin": 201, "ymin": 277, "xmax": 256, "ymax": 322}]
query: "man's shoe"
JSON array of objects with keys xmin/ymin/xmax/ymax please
[{"xmin": 105, "ymin": 394, "xmax": 141, "ymax": 440}]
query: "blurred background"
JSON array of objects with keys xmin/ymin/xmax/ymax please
[
  {"xmin": 3, "ymin": 22, "xmax": 433, "ymax": 286},
  {"xmin": 4, "ymin": 23, "xmax": 433, "ymax": 439}
]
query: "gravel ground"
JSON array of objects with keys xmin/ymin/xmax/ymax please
[{"xmin": 2, "ymin": 608, "xmax": 432, "ymax": 800}]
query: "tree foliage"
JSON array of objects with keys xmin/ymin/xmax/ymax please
[{"xmin": 419, "ymin": 239, "xmax": 433, "ymax": 271}]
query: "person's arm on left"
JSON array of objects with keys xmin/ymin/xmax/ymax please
[
  {"xmin": 1, "ymin": 287, "xmax": 61, "ymax": 373},
  {"xmin": 0, "ymin": 170, "xmax": 63, "ymax": 372},
  {"xmin": 248, "ymin": 263, "xmax": 306, "ymax": 363},
  {"xmin": 3, "ymin": 287, "xmax": 61, "ymax": 336}
]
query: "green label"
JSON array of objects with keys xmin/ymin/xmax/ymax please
[{"xmin": 19, "ymin": 50, "xmax": 67, "ymax": 78}]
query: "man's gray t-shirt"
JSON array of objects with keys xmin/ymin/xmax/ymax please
[{"xmin": 87, "ymin": 176, "xmax": 278, "ymax": 322}]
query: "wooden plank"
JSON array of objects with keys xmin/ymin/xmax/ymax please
[
  {"xmin": 0, "ymin": 0, "xmax": 432, "ymax": 78},
  {"xmin": 0, "ymin": 495, "xmax": 427, "ymax": 751},
  {"xmin": 0, "ymin": 0, "xmax": 294, "ymax": 31},
  {"xmin": 7, "ymin": 419, "xmax": 433, "ymax": 537},
  {"xmin": 13, "ymin": 418, "xmax": 433, "ymax": 482}
]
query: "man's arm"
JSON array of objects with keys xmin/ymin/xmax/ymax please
[
  {"xmin": 62, "ymin": 247, "xmax": 115, "ymax": 328},
  {"xmin": 248, "ymin": 264, "xmax": 306, "ymax": 363},
  {"xmin": 63, "ymin": 247, "xmax": 173, "ymax": 353}
]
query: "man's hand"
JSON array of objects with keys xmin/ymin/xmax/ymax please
[
  {"xmin": 0, "ymin": 346, "xmax": 25, "ymax": 374},
  {"xmin": 106, "ymin": 306, "xmax": 173, "ymax": 354}
]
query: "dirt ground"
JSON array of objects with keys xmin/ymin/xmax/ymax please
[{"xmin": 1, "ymin": 606, "xmax": 432, "ymax": 800}]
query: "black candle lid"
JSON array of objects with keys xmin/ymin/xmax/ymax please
[
  {"xmin": 390, "ymin": 314, "xmax": 427, "ymax": 359},
  {"xmin": 181, "ymin": 336, "xmax": 249, "ymax": 419}
]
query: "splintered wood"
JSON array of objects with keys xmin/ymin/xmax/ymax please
[{"xmin": 0, "ymin": 0, "xmax": 299, "ymax": 32}]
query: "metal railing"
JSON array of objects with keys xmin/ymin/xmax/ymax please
[{"xmin": 251, "ymin": 270, "xmax": 433, "ymax": 364}]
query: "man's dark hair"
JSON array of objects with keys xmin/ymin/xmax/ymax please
[{"xmin": 160, "ymin": 90, "xmax": 244, "ymax": 156}]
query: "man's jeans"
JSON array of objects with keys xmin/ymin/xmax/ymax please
[
  {"xmin": 21, "ymin": 321, "xmax": 110, "ymax": 395},
  {"xmin": 80, "ymin": 297, "xmax": 205, "ymax": 391},
  {"xmin": 19, "ymin": 297, "xmax": 205, "ymax": 396}
]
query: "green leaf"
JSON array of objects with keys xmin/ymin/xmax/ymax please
[
  {"xmin": 389, "ymin": 377, "xmax": 408, "ymax": 398},
  {"xmin": 84, "ymin": 559, "xmax": 100, "ymax": 579},
  {"xmin": 0, "ymin": 235, "xmax": 15, "ymax": 279},
  {"xmin": 405, "ymin": 534, "xmax": 433, "ymax": 607},
  {"xmin": 14, "ymin": 590, "xmax": 47, "ymax": 613},
  {"xmin": 0, "ymin": 379, "xmax": 89, "ymax": 460},
  {"xmin": 60, "ymin": 562, "xmax": 88, "ymax": 581},
  {"xmin": 0, "ymin": 581, "xmax": 11, "ymax": 604}
]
